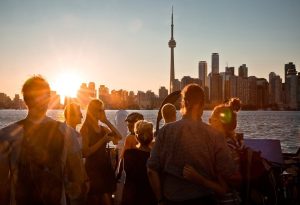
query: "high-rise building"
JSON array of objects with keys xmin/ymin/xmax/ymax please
[
  {"xmin": 169, "ymin": 7, "xmax": 176, "ymax": 93},
  {"xmin": 238, "ymin": 64, "xmax": 248, "ymax": 78},
  {"xmin": 77, "ymin": 83, "xmax": 90, "ymax": 108},
  {"xmin": 236, "ymin": 76, "xmax": 249, "ymax": 105},
  {"xmin": 269, "ymin": 72, "xmax": 283, "ymax": 105},
  {"xmin": 248, "ymin": 76, "xmax": 257, "ymax": 107},
  {"xmin": 257, "ymin": 78, "xmax": 269, "ymax": 109},
  {"xmin": 209, "ymin": 73, "xmax": 222, "ymax": 104},
  {"xmin": 198, "ymin": 61, "xmax": 207, "ymax": 87},
  {"xmin": 180, "ymin": 76, "xmax": 200, "ymax": 89},
  {"xmin": 284, "ymin": 62, "xmax": 296, "ymax": 82},
  {"xmin": 211, "ymin": 53, "xmax": 219, "ymax": 74},
  {"xmin": 88, "ymin": 82, "xmax": 96, "ymax": 98},
  {"xmin": 225, "ymin": 66, "xmax": 235, "ymax": 76},
  {"xmin": 285, "ymin": 67, "xmax": 298, "ymax": 109},
  {"xmin": 159, "ymin": 86, "xmax": 168, "ymax": 100},
  {"xmin": 173, "ymin": 79, "xmax": 181, "ymax": 92}
]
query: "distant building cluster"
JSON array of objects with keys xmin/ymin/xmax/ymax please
[
  {"xmin": 169, "ymin": 55, "xmax": 300, "ymax": 110},
  {"xmin": 65, "ymin": 83, "xmax": 169, "ymax": 110}
]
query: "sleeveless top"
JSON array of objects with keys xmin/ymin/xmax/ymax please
[{"xmin": 84, "ymin": 125, "xmax": 116, "ymax": 194}]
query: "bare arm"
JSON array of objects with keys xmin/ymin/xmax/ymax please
[
  {"xmin": 183, "ymin": 164, "xmax": 228, "ymax": 196},
  {"xmin": 147, "ymin": 168, "xmax": 164, "ymax": 203},
  {"xmin": 81, "ymin": 129, "xmax": 111, "ymax": 158},
  {"xmin": 103, "ymin": 119, "xmax": 122, "ymax": 142}
]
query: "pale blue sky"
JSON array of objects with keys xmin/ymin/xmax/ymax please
[{"xmin": 0, "ymin": 0, "xmax": 299, "ymax": 98}]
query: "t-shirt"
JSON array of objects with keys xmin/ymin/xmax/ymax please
[
  {"xmin": 0, "ymin": 117, "xmax": 85, "ymax": 205},
  {"xmin": 147, "ymin": 117, "xmax": 237, "ymax": 201}
]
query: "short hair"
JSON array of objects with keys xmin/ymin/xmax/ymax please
[
  {"xmin": 161, "ymin": 103, "xmax": 176, "ymax": 122},
  {"xmin": 134, "ymin": 120, "xmax": 153, "ymax": 146},
  {"xmin": 64, "ymin": 103, "xmax": 81, "ymax": 120},
  {"xmin": 181, "ymin": 84, "xmax": 205, "ymax": 115},
  {"xmin": 22, "ymin": 75, "xmax": 50, "ymax": 105}
]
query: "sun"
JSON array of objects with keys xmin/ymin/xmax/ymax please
[{"xmin": 51, "ymin": 72, "xmax": 82, "ymax": 100}]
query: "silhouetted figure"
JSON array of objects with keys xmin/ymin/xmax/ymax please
[
  {"xmin": 64, "ymin": 103, "xmax": 88, "ymax": 205},
  {"xmin": 183, "ymin": 98, "xmax": 243, "ymax": 204},
  {"xmin": 0, "ymin": 75, "xmax": 85, "ymax": 205},
  {"xmin": 148, "ymin": 84, "xmax": 239, "ymax": 205},
  {"xmin": 121, "ymin": 120, "xmax": 156, "ymax": 205},
  {"xmin": 161, "ymin": 103, "xmax": 177, "ymax": 124},
  {"xmin": 121, "ymin": 112, "xmax": 144, "ymax": 157},
  {"xmin": 80, "ymin": 99, "xmax": 122, "ymax": 205}
]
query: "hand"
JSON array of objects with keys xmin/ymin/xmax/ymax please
[
  {"xmin": 183, "ymin": 164, "xmax": 199, "ymax": 182},
  {"xmin": 104, "ymin": 133, "xmax": 113, "ymax": 143},
  {"xmin": 99, "ymin": 110, "xmax": 108, "ymax": 123}
]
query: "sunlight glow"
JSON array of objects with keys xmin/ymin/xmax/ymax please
[{"xmin": 51, "ymin": 72, "xmax": 82, "ymax": 100}]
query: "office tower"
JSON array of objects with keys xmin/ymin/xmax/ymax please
[
  {"xmin": 225, "ymin": 66, "xmax": 235, "ymax": 76},
  {"xmin": 211, "ymin": 53, "xmax": 219, "ymax": 74},
  {"xmin": 238, "ymin": 64, "xmax": 248, "ymax": 78},
  {"xmin": 88, "ymin": 82, "xmax": 96, "ymax": 98},
  {"xmin": 180, "ymin": 76, "xmax": 200, "ymax": 89},
  {"xmin": 284, "ymin": 62, "xmax": 296, "ymax": 82},
  {"xmin": 173, "ymin": 79, "xmax": 181, "ymax": 92},
  {"xmin": 236, "ymin": 76, "xmax": 249, "ymax": 105},
  {"xmin": 209, "ymin": 73, "xmax": 222, "ymax": 104},
  {"xmin": 286, "ymin": 67, "xmax": 298, "ymax": 109},
  {"xmin": 257, "ymin": 78, "xmax": 269, "ymax": 109},
  {"xmin": 159, "ymin": 86, "xmax": 168, "ymax": 99},
  {"xmin": 168, "ymin": 7, "xmax": 176, "ymax": 93},
  {"xmin": 198, "ymin": 61, "xmax": 207, "ymax": 87},
  {"xmin": 248, "ymin": 76, "xmax": 257, "ymax": 107},
  {"xmin": 269, "ymin": 72, "xmax": 283, "ymax": 105}
]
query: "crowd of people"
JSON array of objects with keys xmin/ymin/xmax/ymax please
[{"xmin": 0, "ymin": 75, "xmax": 258, "ymax": 205}]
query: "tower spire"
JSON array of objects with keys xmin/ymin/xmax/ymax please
[
  {"xmin": 168, "ymin": 6, "xmax": 176, "ymax": 93},
  {"xmin": 171, "ymin": 6, "xmax": 174, "ymax": 40}
]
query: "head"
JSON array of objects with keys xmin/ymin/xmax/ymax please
[
  {"xmin": 227, "ymin": 97, "xmax": 241, "ymax": 112},
  {"xmin": 125, "ymin": 112, "xmax": 144, "ymax": 134},
  {"xmin": 64, "ymin": 103, "xmax": 83, "ymax": 128},
  {"xmin": 161, "ymin": 103, "xmax": 176, "ymax": 124},
  {"xmin": 180, "ymin": 84, "xmax": 205, "ymax": 119},
  {"xmin": 134, "ymin": 120, "xmax": 153, "ymax": 147},
  {"xmin": 22, "ymin": 75, "xmax": 51, "ymax": 115},
  {"xmin": 209, "ymin": 104, "xmax": 237, "ymax": 135},
  {"xmin": 85, "ymin": 99, "xmax": 105, "ymax": 124}
]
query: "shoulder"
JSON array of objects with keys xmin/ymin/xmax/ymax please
[
  {"xmin": 0, "ymin": 120, "xmax": 23, "ymax": 142},
  {"xmin": 57, "ymin": 121, "xmax": 81, "ymax": 152}
]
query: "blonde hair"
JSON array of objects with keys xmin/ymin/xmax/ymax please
[
  {"xmin": 134, "ymin": 120, "xmax": 153, "ymax": 146},
  {"xmin": 162, "ymin": 103, "xmax": 176, "ymax": 123}
]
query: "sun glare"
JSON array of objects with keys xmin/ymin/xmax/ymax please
[{"xmin": 52, "ymin": 72, "xmax": 82, "ymax": 100}]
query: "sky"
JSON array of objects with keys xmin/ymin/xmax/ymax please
[{"xmin": 0, "ymin": 0, "xmax": 299, "ymax": 99}]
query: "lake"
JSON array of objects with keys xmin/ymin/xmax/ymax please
[{"xmin": 0, "ymin": 110, "xmax": 299, "ymax": 153}]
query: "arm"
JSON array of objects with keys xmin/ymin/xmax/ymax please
[
  {"xmin": 119, "ymin": 135, "xmax": 137, "ymax": 159},
  {"xmin": 147, "ymin": 168, "xmax": 164, "ymax": 203},
  {"xmin": 0, "ymin": 141, "xmax": 10, "ymax": 183},
  {"xmin": 100, "ymin": 110, "xmax": 122, "ymax": 144},
  {"xmin": 183, "ymin": 164, "xmax": 228, "ymax": 196},
  {"xmin": 81, "ymin": 128, "xmax": 112, "ymax": 158}
]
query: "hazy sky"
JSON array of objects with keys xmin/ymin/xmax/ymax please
[{"xmin": 0, "ymin": 0, "xmax": 299, "ymax": 98}]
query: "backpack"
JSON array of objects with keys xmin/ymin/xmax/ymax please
[
  {"xmin": 15, "ymin": 119, "xmax": 65, "ymax": 205},
  {"xmin": 239, "ymin": 147, "xmax": 278, "ymax": 205}
]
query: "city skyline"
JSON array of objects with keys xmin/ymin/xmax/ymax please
[{"xmin": 0, "ymin": 0, "xmax": 300, "ymax": 98}]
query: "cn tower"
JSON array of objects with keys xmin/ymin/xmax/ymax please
[{"xmin": 168, "ymin": 7, "xmax": 176, "ymax": 93}]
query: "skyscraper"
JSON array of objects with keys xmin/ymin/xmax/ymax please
[
  {"xmin": 169, "ymin": 7, "xmax": 176, "ymax": 93},
  {"xmin": 238, "ymin": 64, "xmax": 248, "ymax": 78},
  {"xmin": 198, "ymin": 61, "xmax": 207, "ymax": 87},
  {"xmin": 211, "ymin": 53, "xmax": 219, "ymax": 74}
]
